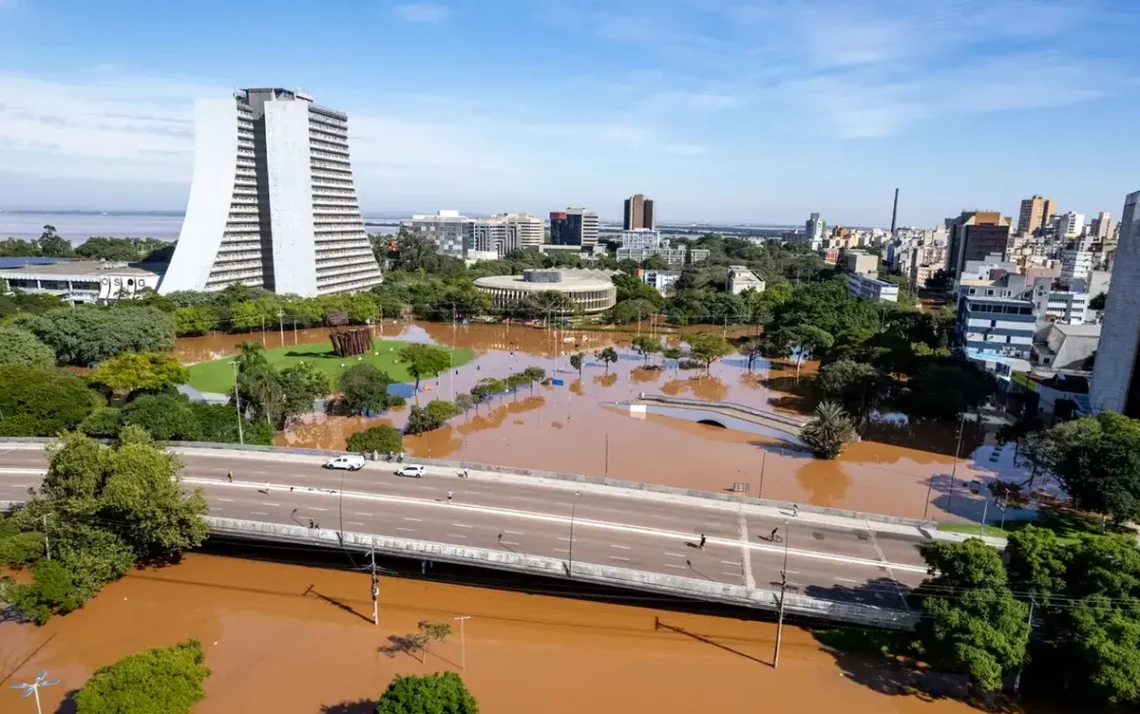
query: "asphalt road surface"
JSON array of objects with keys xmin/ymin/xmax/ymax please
[{"xmin": 0, "ymin": 444, "xmax": 930, "ymax": 609}]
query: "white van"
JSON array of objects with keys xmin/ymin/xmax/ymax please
[{"xmin": 325, "ymin": 454, "xmax": 366, "ymax": 471}]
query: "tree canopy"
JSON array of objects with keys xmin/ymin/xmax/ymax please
[
  {"xmin": 346, "ymin": 424, "xmax": 403, "ymax": 454},
  {"xmin": 87, "ymin": 352, "xmax": 189, "ymax": 394},
  {"xmin": 73, "ymin": 640, "xmax": 210, "ymax": 714},
  {"xmin": 0, "ymin": 365, "xmax": 97, "ymax": 436},
  {"xmin": 339, "ymin": 363, "xmax": 395, "ymax": 416},
  {"xmin": 0, "ymin": 327, "xmax": 55, "ymax": 368},
  {"xmin": 800, "ymin": 401, "xmax": 857, "ymax": 459},
  {"xmin": 375, "ymin": 672, "xmax": 479, "ymax": 714},
  {"xmin": 399, "ymin": 343, "xmax": 453, "ymax": 392},
  {"xmin": 18, "ymin": 305, "xmax": 175, "ymax": 365}
]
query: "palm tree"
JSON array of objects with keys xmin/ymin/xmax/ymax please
[{"xmin": 800, "ymin": 401, "xmax": 856, "ymax": 460}]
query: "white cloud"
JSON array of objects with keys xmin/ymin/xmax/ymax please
[{"xmin": 393, "ymin": 2, "xmax": 451, "ymax": 23}]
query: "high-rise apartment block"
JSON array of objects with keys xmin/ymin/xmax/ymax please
[
  {"xmin": 162, "ymin": 88, "xmax": 382, "ymax": 296},
  {"xmin": 948, "ymin": 211, "xmax": 1011, "ymax": 276},
  {"xmin": 1091, "ymin": 212, "xmax": 1114, "ymax": 240},
  {"xmin": 400, "ymin": 210, "xmax": 473, "ymax": 259},
  {"xmin": 549, "ymin": 208, "xmax": 599, "ymax": 247},
  {"xmin": 623, "ymin": 194, "xmax": 655, "ymax": 230},
  {"xmin": 805, "ymin": 212, "xmax": 826, "ymax": 248},
  {"xmin": 1057, "ymin": 211, "xmax": 1085, "ymax": 239},
  {"xmin": 1091, "ymin": 191, "xmax": 1140, "ymax": 417},
  {"xmin": 1017, "ymin": 195, "xmax": 1056, "ymax": 235}
]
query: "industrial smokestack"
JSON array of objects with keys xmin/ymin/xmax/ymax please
[{"xmin": 890, "ymin": 188, "xmax": 899, "ymax": 235}]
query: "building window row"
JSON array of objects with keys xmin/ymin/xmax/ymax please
[{"xmin": 310, "ymin": 161, "xmax": 352, "ymax": 175}]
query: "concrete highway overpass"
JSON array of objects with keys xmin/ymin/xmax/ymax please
[{"xmin": 0, "ymin": 441, "xmax": 932, "ymax": 630}]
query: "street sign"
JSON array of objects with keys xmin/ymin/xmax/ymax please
[{"xmin": 551, "ymin": 379, "xmax": 565, "ymax": 386}]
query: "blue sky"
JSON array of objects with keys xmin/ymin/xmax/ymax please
[{"xmin": 0, "ymin": 0, "xmax": 1137, "ymax": 226}]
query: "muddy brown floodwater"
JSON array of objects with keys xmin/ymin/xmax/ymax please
[
  {"xmin": 0, "ymin": 554, "xmax": 1049, "ymax": 714},
  {"xmin": 174, "ymin": 322, "xmax": 1025, "ymax": 524}
]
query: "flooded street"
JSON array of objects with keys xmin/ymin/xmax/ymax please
[
  {"xmin": 175, "ymin": 322, "xmax": 1025, "ymax": 524},
  {"xmin": 0, "ymin": 554, "xmax": 1034, "ymax": 714}
]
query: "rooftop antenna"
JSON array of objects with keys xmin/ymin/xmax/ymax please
[{"xmin": 10, "ymin": 671, "xmax": 60, "ymax": 714}]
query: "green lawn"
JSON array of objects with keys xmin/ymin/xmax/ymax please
[
  {"xmin": 936, "ymin": 507, "xmax": 1105, "ymax": 546},
  {"xmin": 185, "ymin": 339, "xmax": 475, "ymax": 394}
]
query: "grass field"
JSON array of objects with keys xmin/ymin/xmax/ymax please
[
  {"xmin": 936, "ymin": 507, "xmax": 1104, "ymax": 546},
  {"xmin": 185, "ymin": 339, "xmax": 475, "ymax": 393}
]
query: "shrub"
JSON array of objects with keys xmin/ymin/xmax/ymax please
[{"xmin": 346, "ymin": 425, "xmax": 403, "ymax": 454}]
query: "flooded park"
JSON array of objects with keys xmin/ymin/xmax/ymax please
[
  {"xmin": 0, "ymin": 553, "xmax": 1061, "ymax": 714},
  {"xmin": 171, "ymin": 320, "xmax": 1026, "ymax": 525}
]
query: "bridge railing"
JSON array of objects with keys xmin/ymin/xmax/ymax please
[
  {"xmin": 209, "ymin": 516, "xmax": 918, "ymax": 631},
  {"xmin": 637, "ymin": 394, "xmax": 809, "ymax": 428}
]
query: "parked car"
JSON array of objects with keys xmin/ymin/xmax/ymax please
[
  {"xmin": 395, "ymin": 464, "xmax": 425, "ymax": 478},
  {"xmin": 325, "ymin": 454, "xmax": 366, "ymax": 471}
]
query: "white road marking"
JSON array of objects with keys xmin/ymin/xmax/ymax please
[
  {"xmin": 865, "ymin": 519, "xmax": 912, "ymax": 611},
  {"xmin": 609, "ymin": 556, "xmax": 630, "ymax": 562},
  {"xmin": 218, "ymin": 498, "xmax": 236, "ymax": 503},
  {"xmin": 664, "ymin": 552, "xmax": 687, "ymax": 558},
  {"xmin": 447, "ymin": 533, "xmax": 469, "ymax": 539},
  {"xmin": 262, "ymin": 502, "xmax": 280, "ymax": 507},
  {"xmin": 738, "ymin": 509, "xmax": 756, "ymax": 589},
  {"xmin": 309, "ymin": 507, "xmax": 327, "ymax": 512},
  {"xmin": 554, "ymin": 548, "xmax": 570, "ymax": 553},
  {"xmin": 720, "ymin": 560, "xmax": 739, "ymax": 566},
  {"xmin": 721, "ymin": 571, "xmax": 741, "ymax": 578},
  {"xmin": 663, "ymin": 563, "xmax": 686, "ymax": 570},
  {"xmin": 557, "ymin": 537, "xmax": 571, "ymax": 542},
  {"xmin": 610, "ymin": 544, "xmax": 631, "ymax": 550},
  {"xmin": 452, "ymin": 523, "xmax": 473, "ymax": 528},
  {"xmin": 347, "ymin": 521, "xmax": 365, "ymax": 526},
  {"xmin": 397, "ymin": 527, "xmax": 415, "ymax": 532},
  {"xmin": 835, "ymin": 577, "xmax": 861, "ymax": 583},
  {"xmin": 504, "ymin": 530, "xmax": 524, "ymax": 535},
  {"xmin": 501, "ymin": 541, "xmax": 520, "ymax": 546},
  {"xmin": 354, "ymin": 512, "xmax": 374, "ymax": 517},
  {"xmin": 187, "ymin": 477, "xmax": 930, "ymax": 574},
  {"xmin": 404, "ymin": 517, "xmax": 422, "ymax": 522},
  {"xmin": 0, "ymin": 468, "xmax": 42, "ymax": 475},
  {"xmin": 251, "ymin": 511, "xmax": 268, "ymax": 516},
  {"xmin": 209, "ymin": 507, "xmax": 222, "ymax": 512}
]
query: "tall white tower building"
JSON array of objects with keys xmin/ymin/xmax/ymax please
[{"xmin": 161, "ymin": 88, "xmax": 383, "ymax": 296}]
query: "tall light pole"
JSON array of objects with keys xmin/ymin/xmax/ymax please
[
  {"xmin": 10, "ymin": 671, "xmax": 59, "ymax": 714},
  {"xmin": 231, "ymin": 361, "xmax": 244, "ymax": 445},
  {"xmin": 947, "ymin": 411, "xmax": 967, "ymax": 512},
  {"xmin": 772, "ymin": 519, "xmax": 791, "ymax": 669},
  {"xmin": 277, "ymin": 308, "xmax": 285, "ymax": 346},
  {"xmin": 453, "ymin": 615, "xmax": 471, "ymax": 670}
]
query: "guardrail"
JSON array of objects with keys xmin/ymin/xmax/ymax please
[
  {"xmin": 0, "ymin": 503, "xmax": 918, "ymax": 630},
  {"xmin": 636, "ymin": 394, "xmax": 810, "ymax": 428},
  {"xmin": 209, "ymin": 517, "xmax": 918, "ymax": 630},
  {"xmin": 0, "ymin": 437, "xmax": 937, "ymax": 529}
]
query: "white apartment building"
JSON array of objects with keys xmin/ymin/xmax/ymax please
[
  {"xmin": 1057, "ymin": 211, "xmax": 1085, "ymax": 239},
  {"xmin": 846, "ymin": 273, "xmax": 899, "ymax": 303},
  {"xmin": 640, "ymin": 269, "xmax": 681, "ymax": 295},
  {"xmin": 472, "ymin": 218, "xmax": 521, "ymax": 257},
  {"xmin": 495, "ymin": 213, "xmax": 544, "ymax": 249},
  {"xmin": 1061, "ymin": 247, "xmax": 1095, "ymax": 282},
  {"xmin": 804, "ymin": 212, "xmax": 826, "ymax": 249},
  {"xmin": 615, "ymin": 229, "xmax": 663, "ymax": 250},
  {"xmin": 400, "ymin": 210, "xmax": 473, "ymax": 259},
  {"xmin": 727, "ymin": 265, "xmax": 765, "ymax": 294},
  {"xmin": 162, "ymin": 88, "xmax": 382, "ymax": 296}
]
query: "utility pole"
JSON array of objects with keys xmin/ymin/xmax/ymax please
[
  {"xmin": 231, "ymin": 361, "xmax": 244, "ymax": 445},
  {"xmin": 771, "ymin": 519, "xmax": 792, "ymax": 669},
  {"xmin": 42, "ymin": 514, "xmax": 50, "ymax": 560},
  {"xmin": 277, "ymin": 308, "xmax": 284, "ymax": 346},
  {"xmin": 947, "ymin": 410, "xmax": 967, "ymax": 512},
  {"xmin": 370, "ymin": 545, "xmax": 379, "ymax": 626},
  {"xmin": 1013, "ymin": 599, "xmax": 1034, "ymax": 694},
  {"xmin": 453, "ymin": 615, "xmax": 471, "ymax": 670}
]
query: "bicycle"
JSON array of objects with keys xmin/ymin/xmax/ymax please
[{"xmin": 767, "ymin": 530, "xmax": 784, "ymax": 544}]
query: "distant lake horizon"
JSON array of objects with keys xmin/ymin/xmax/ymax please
[{"xmin": 0, "ymin": 211, "xmax": 403, "ymax": 243}]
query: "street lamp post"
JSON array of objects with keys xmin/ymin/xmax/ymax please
[
  {"xmin": 10, "ymin": 671, "xmax": 59, "ymax": 714},
  {"xmin": 231, "ymin": 361, "xmax": 244, "ymax": 445},
  {"xmin": 947, "ymin": 411, "xmax": 967, "ymax": 513},
  {"xmin": 772, "ymin": 520, "xmax": 791, "ymax": 669},
  {"xmin": 453, "ymin": 615, "xmax": 471, "ymax": 670}
]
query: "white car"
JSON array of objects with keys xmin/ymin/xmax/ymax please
[
  {"xmin": 325, "ymin": 454, "xmax": 366, "ymax": 471},
  {"xmin": 395, "ymin": 464, "xmax": 425, "ymax": 478}
]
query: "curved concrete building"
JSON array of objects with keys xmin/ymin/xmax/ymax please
[
  {"xmin": 475, "ymin": 269, "xmax": 617, "ymax": 315},
  {"xmin": 161, "ymin": 88, "xmax": 382, "ymax": 296}
]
